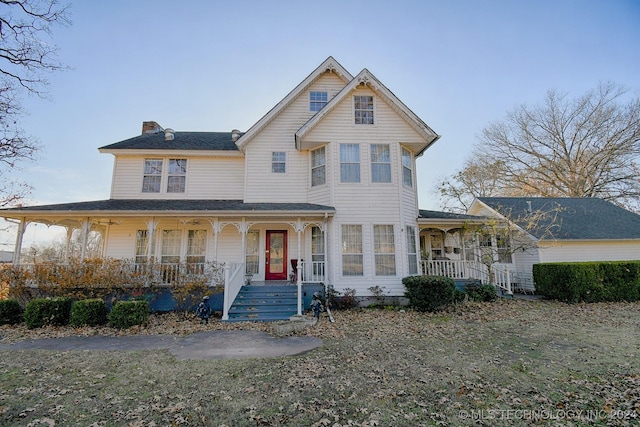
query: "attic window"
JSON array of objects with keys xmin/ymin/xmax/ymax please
[
  {"xmin": 310, "ymin": 91, "xmax": 328, "ymax": 112},
  {"xmin": 354, "ymin": 95, "xmax": 374, "ymax": 124}
]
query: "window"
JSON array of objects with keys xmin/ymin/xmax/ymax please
[
  {"xmin": 311, "ymin": 147, "xmax": 326, "ymax": 186},
  {"xmin": 342, "ymin": 225, "xmax": 363, "ymax": 276},
  {"xmin": 135, "ymin": 230, "xmax": 149, "ymax": 264},
  {"xmin": 161, "ymin": 230, "xmax": 181, "ymax": 264},
  {"xmin": 497, "ymin": 234, "xmax": 512, "ymax": 263},
  {"xmin": 310, "ymin": 91, "xmax": 328, "ymax": 111},
  {"xmin": 374, "ymin": 225, "xmax": 396, "ymax": 276},
  {"xmin": 371, "ymin": 144, "xmax": 391, "ymax": 183},
  {"xmin": 311, "ymin": 226, "xmax": 325, "ymax": 279},
  {"xmin": 406, "ymin": 226, "xmax": 418, "ymax": 275},
  {"xmin": 246, "ymin": 230, "xmax": 259, "ymax": 275},
  {"xmin": 186, "ymin": 230, "xmax": 206, "ymax": 273},
  {"xmin": 142, "ymin": 158, "xmax": 187, "ymax": 193},
  {"xmin": 354, "ymin": 95, "xmax": 374, "ymax": 124},
  {"xmin": 272, "ymin": 152, "xmax": 286, "ymax": 173},
  {"xmin": 402, "ymin": 147, "xmax": 413, "ymax": 187},
  {"xmin": 142, "ymin": 159, "xmax": 163, "ymax": 193},
  {"xmin": 167, "ymin": 159, "xmax": 187, "ymax": 193},
  {"xmin": 340, "ymin": 144, "xmax": 360, "ymax": 183}
]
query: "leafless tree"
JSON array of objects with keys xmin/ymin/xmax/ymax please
[
  {"xmin": 438, "ymin": 82, "xmax": 640, "ymax": 212},
  {"xmin": 0, "ymin": 0, "xmax": 70, "ymax": 206}
]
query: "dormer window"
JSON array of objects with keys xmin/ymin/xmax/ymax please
[
  {"xmin": 310, "ymin": 91, "xmax": 328, "ymax": 111},
  {"xmin": 354, "ymin": 95, "xmax": 374, "ymax": 124}
]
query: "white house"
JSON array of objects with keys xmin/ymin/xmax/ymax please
[{"xmin": 1, "ymin": 57, "xmax": 441, "ymax": 318}]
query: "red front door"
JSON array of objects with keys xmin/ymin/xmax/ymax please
[{"xmin": 265, "ymin": 230, "xmax": 287, "ymax": 280}]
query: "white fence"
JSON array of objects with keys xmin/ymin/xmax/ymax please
[{"xmin": 421, "ymin": 260, "xmax": 513, "ymax": 295}]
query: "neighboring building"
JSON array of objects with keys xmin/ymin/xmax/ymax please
[{"xmin": 0, "ymin": 57, "xmax": 440, "ymax": 311}]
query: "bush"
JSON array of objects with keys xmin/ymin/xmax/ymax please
[
  {"xmin": 0, "ymin": 299, "xmax": 23, "ymax": 325},
  {"xmin": 403, "ymin": 275, "xmax": 456, "ymax": 312},
  {"xmin": 109, "ymin": 300, "xmax": 149, "ymax": 329},
  {"xmin": 24, "ymin": 297, "xmax": 73, "ymax": 329},
  {"xmin": 534, "ymin": 261, "xmax": 640, "ymax": 303},
  {"xmin": 465, "ymin": 284, "xmax": 498, "ymax": 302},
  {"xmin": 70, "ymin": 299, "xmax": 108, "ymax": 327},
  {"xmin": 327, "ymin": 287, "xmax": 358, "ymax": 310}
]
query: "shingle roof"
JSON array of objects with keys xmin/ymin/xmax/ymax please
[
  {"xmin": 1, "ymin": 199, "xmax": 335, "ymax": 214},
  {"xmin": 99, "ymin": 132, "xmax": 240, "ymax": 151},
  {"xmin": 476, "ymin": 197, "xmax": 640, "ymax": 240},
  {"xmin": 418, "ymin": 210, "xmax": 484, "ymax": 220}
]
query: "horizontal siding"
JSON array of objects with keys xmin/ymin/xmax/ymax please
[
  {"xmin": 110, "ymin": 156, "xmax": 244, "ymax": 200},
  {"xmin": 539, "ymin": 240, "xmax": 640, "ymax": 263}
]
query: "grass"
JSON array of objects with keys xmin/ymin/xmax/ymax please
[{"xmin": 1, "ymin": 299, "xmax": 639, "ymax": 426}]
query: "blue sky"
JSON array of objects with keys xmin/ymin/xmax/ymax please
[{"xmin": 4, "ymin": 0, "xmax": 640, "ymax": 247}]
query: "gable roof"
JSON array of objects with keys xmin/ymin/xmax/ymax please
[
  {"xmin": 99, "ymin": 131, "xmax": 240, "ymax": 152},
  {"xmin": 474, "ymin": 197, "xmax": 640, "ymax": 240},
  {"xmin": 234, "ymin": 56, "xmax": 353, "ymax": 151},
  {"xmin": 418, "ymin": 210, "xmax": 484, "ymax": 221},
  {"xmin": 296, "ymin": 68, "xmax": 440, "ymax": 156}
]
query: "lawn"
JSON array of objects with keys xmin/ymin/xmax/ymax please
[{"xmin": 1, "ymin": 299, "xmax": 639, "ymax": 426}]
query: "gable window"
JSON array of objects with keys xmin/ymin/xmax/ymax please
[
  {"xmin": 371, "ymin": 144, "xmax": 391, "ymax": 183},
  {"xmin": 142, "ymin": 159, "xmax": 163, "ymax": 193},
  {"xmin": 167, "ymin": 159, "xmax": 187, "ymax": 193},
  {"xmin": 311, "ymin": 146, "xmax": 326, "ymax": 186},
  {"xmin": 406, "ymin": 226, "xmax": 418, "ymax": 275},
  {"xmin": 374, "ymin": 225, "xmax": 396, "ymax": 276},
  {"xmin": 354, "ymin": 95, "xmax": 374, "ymax": 124},
  {"xmin": 340, "ymin": 144, "xmax": 360, "ymax": 183},
  {"xmin": 342, "ymin": 225, "xmax": 363, "ymax": 276},
  {"xmin": 310, "ymin": 91, "xmax": 328, "ymax": 112},
  {"xmin": 402, "ymin": 147, "xmax": 413, "ymax": 187},
  {"xmin": 272, "ymin": 152, "xmax": 286, "ymax": 173}
]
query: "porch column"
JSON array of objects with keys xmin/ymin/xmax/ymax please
[
  {"xmin": 12, "ymin": 218, "xmax": 28, "ymax": 265},
  {"xmin": 240, "ymin": 218, "xmax": 247, "ymax": 268},
  {"xmin": 64, "ymin": 226, "xmax": 74, "ymax": 262},
  {"xmin": 80, "ymin": 218, "xmax": 92, "ymax": 261},
  {"xmin": 208, "ymin": 218, "xmax": 220, "ymax": 262},
  {"xmin": 323, "ymin": 214, "xmax": 328, "ymax": 286},
  {"xmin": 296, "ymin": 218, "xmax": 303, "ymax": 316},
  {"xmin": 222, "ymin": 263, "xmax": 231, "ymax": 320}
]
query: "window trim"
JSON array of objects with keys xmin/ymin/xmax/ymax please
[
  {"xmin": 374, "ymin": 224, "xmax": 396, "ymax": 276},
  {"xmin": 341, "ymin": 224, "xmax": 363, "ymax": 277}
]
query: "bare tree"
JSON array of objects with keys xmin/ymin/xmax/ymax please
[
  {"xmin": 438, "ymin": 82, "xmax": 640, "ymax": 212},
  {"xmin": 0, "ymin": 0, "xmax": 70, "ymax": 206}
]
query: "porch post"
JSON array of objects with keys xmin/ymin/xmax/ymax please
[
  {"xmin": 146, "ymin": 219, "xmax": 157, "ymax": 262},
  {"xmin": 12, "ymin": 218, "xmax": 27, "ymax": 265},
  {"xmin": 80, "ymin": 218, "xmax": 91, "ymax": 261},
  {"xmin": 222, "ymin": 263, "xmax": 230, "ymax": 320},
  {"xmin": 296, "ymin": 218, "xmax": 303, "ymax": 316},
  {"xmin": 64, "ymin": 226, "xmax": 73, "ymax": 262},
  {"xmin": 323, "ymin": 214, "xmax": 328, "ymax": 285}
]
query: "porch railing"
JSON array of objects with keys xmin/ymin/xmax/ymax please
[
  {"xmin": 420, "ymin": 260, "xmax": 513, "ymax": 295},
  {"xmin": 301, "ymin": 260, "xmax": 325, "ymax": 283},
  {"xmin": 222, "ymin": 262, "xmax": 245, "ymax": 321}
]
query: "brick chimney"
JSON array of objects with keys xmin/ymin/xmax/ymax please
[{"xmin": 142, "ymin": 121, "xmax": 163, "ymax": 134}]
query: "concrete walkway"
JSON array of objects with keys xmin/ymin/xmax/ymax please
[{"xmin": 0, "ymin": 330, "xmax": 322, "ymax": 361}]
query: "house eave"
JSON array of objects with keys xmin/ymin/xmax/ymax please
[{"xmin": 98, "ymin": 148, "xmax": 244, "ymax": 158}]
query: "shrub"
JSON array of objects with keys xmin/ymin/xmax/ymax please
[
  {"xmin": 403, "ymin": 275, "xmax": 456, "ymax": 312},
  {"xmin": 24, "ymin": 297, "xmax": 73, "ymax": 329},
  {"xmin": 327, "ymin": 287, "xmax": 358, "ymax": 310},
  {"xmin": 534, "ymin": 261, "xmax": 640, "ymax": 303},
  {"xmin": 0, "ymin": 299, "xmax": 23, "ymax": 325},
  {"xmin": 465, "ymin": 283, "xmax": 498, "ymax": 302},
  {"xmin": 109, "ymin": 300, "xmax": 149, "ymax": 329},
  {"xmin": 70, "ymin": 299, "xmax": 108, "ymax": 327}
]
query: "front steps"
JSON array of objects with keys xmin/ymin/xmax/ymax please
[{"xmin": 226, "ymin": 284, "xmax": 298, "ymax": 322}]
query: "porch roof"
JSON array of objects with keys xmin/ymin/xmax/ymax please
[{"xmin": 0, "ymin": 199, "xmax": 336, "ymax": 218}]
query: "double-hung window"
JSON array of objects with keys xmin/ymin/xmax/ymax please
[
  {"xmin": 340, "ymin": 144, "xmax": 360, "ymax": 183},
  {"xmin": 142, "ymin": 159, "xmax": 163, "ymax": 193},
  {"xmin": 310, "ymin": 91, "xmax": 328, "ymax": 111},
  {"xmin": 142, "ymin": 158, "xmax": 187, "ymax": 193},
  {"xmin": 406, "ymin": 226, "xmax": 418, "ymax": 275},
  {"xmin": 186, "ymin": 230, "xmax": 206, "ymax": 273},
  {"xmin": 371, "ymin": 144, "xmax": 391, "ymax": 183},
  {"xmin": 272, "ymin": 152, "xmax": 286, "ymax": 173},
  {"xmin": 311, "ymin": 226, "xmax": 325, "ymax": 279},
  {"xmin": 402, "ymin": 147, "xmax": 413, "ymax": 187},
  {"xmin": 354, "ymin": 95, "xmax": 374, "ymax": 124},
  {"xmin": 374, "ymin": 225, "xmax": 396, "ymax": 276},
  {"xmin": 167, "ymin": 159, "xmax": 187, "ymax": 192},
  {"xmin": 342, "ymin": 225, "xmax": 363, "ymax": 276},
  {"xmin": 311, "ymin": 146, "xmax": 326, "ymax": 186},
  {"xmin": 135, "ymin": 230, "xmax": 149, "ymax": 264}
]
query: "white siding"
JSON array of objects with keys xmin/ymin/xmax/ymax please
[
  {"xmin": 539, "ymin": 240, "xmax": 640, "ymax": 263},
  {"xmin": 110, "ymin": 156, "xmax": 245, "ymax": 199}
]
